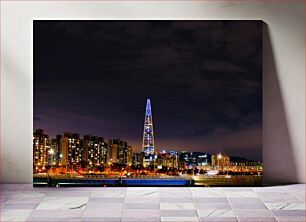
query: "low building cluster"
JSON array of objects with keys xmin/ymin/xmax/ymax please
[
  {"xmin": 33, "ymin": 129, "xmax": 262, "ymax": 175},
  {"xmin": 33, "ymin": 129, "xmax": 132, "ymax": 172}
]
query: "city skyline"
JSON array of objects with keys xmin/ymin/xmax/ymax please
[
  {"xmin": 33, "ymin": 126, "xmax": 259, "ymax": 163},
  {"xmin": 34, "ymin": 21, "xmax": 262, "ymax": 161},
  {"xmin": 33, "ymin": 126, "xmax": 262, "ymax": 187}
]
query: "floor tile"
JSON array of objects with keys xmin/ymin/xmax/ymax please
[
  {"xmin": 196, "ymin": 202, "xmax": 231, "ymax": 209},
  {"xmin": 86, "ymin": 202, "xmax": 123, "ymax": 209},
  {"xmin": 160, "ymin": 203, "xmax": 196, "ymax": 210},
  {"xmin": 234, "ymin": 209, "xmax": 274, "ymax": 218},
  {"xmin": 1, "ymin": 196, "xmax": 10, "ymax": 206},
  {"xmin": 92, "ymin": 187, "xmax": 126, "ymax": 191},
  {"xmin": 7, "ymin": 197, "xmax": 44, "ymax": 204},
  {"xmin": 200, "ymin": 217, "xmax": 238, "ymax": 222},
  {"xmin": 238, "ymin": 218, "xmax": 277, "ymax": 222},
  {"xmin": 1, "ymin": 183, "xmax": 305, "ymax": 222},
  {"xmin": 161, "ymin": 216, "xmax": 199, "ymax": 222},
  {"xmin": 89, "ymin": 197, "xmax": 124, "ymax": 203},
  {"xmin": 125, "ymin": 203, "xmax": 160, "ymax": 209},
  {"xmin": 228, "ymin": 197, "xmax": 263, "ymax": 204},
  {"xmin": 194, "ymin": 197, "xmax": 228, "ymax": 203},
  {"xmin": 91, "ymin": 189, "xmax": 125, "ymax": 198},
  {"xmin": 19, "ymin": 184, "xmax": 48, "ymax": 192},
  {"xmin": 29, "ymin": 209, "xmax": 84, "ymax": 217},
  {"xmin": 291, "ymin": 192, "xmax": 305, "ymax": 201},
  {"xmin": 258, "ymin": 192, "xmax": 302, "ymax": 203},
  {"xmin": 122, "ymin": 209, "xmax": 160, "ymax": 217},
  {"xmin": 27, "ymin": 217, "xmax": 83, "ymax": 221},
  {"xmin": 225, "ymin": 191, "xmax": 258, "ymax": 198},
  {"xmin": 276, "ymin": 217, "xmax": 306, "ymax": 222},
  {"xmin": 122, "ymin": 217, "xmax": 161, "ymax": 221},
  {"xmin": 265, "ymin": 202, "xmax": 305, "ymax": 210},
  {"xmin": 230, "ymin": 202, "xmax": 266, "ymax": 209},
  {"xmin": 159, "ymin": 190, "xmax": 192, "ymax": 198},
  {"xmin": 84, "ymin": 208, "xmax": 123, "ymax": 217},
  {"xmin": 261, "ymin": 197, "xmax": 302, "ymax": 204},
  {"xmin": 126, "ymin": 188, "xmax": 158, "ymax": 198},
  {"xmin": 10, "ymin": 191, "xmax": 46, "ymax": 199},
  {"xmin": 2, "ymin": 203, "xmax": 39, "ymax": 209},
  {"xmin": 0, "ymin": 184, "xmax": 24, "ymax": 191},
  {"xmin": 223, "ymin": 188, "xmax": 253, "ymax": 192},
  {"xmin": 253, "ymin": 187, "xmax": 289, "ymax": 193},
  {"xmin": 198, "ymin": 209, "xmax": 235, "ymax": 217},
  {"xmin": 192, "ymin": 189, "xmax": 225, "ymax": 197},
  {"xmin": 286, "ymin": 184, "xmax": 305, "ymax": 189},
  {"xmin": 36, "ymin": 196, "xmax": 88, "ymax": 210},
  {"xmin": 0, "ymin": 209, "xmax": 33, "ymax": 221},
  {"xmin": 45, "ymin": 191, "xmax": 91, "ymax": 197},
  {"xmin": 125, "ymin": 197, "xmax": 159, "ymax": 203},
  {"xmin": 160, "ymin": 197, "xmax": 194, "ymax": 203},
  {"xmin": 159, "ymin": 188, "xmax": 190, "ymax": 192},
  {"xmin": 272, "ymin": 209, "xmax": 305, "ymax": 217},
  {"xmin": 161, "ymin": 210, "xmax": 198, "ymax": 217},
  {"xmin": 83, "ymin": 217, "xmax": 121, "ymax": 222}
]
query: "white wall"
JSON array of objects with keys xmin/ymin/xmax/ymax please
[{"xmin": 1, "ymin": 1, "xmax": 305, "ymax": 184}]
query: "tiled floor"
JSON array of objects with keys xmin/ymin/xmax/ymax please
[{"xmin": 0, "ymin": 184, "xmax": 305, "ymax": 222}]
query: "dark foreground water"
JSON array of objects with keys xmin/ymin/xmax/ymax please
[{"xmin": 33, "ymin": 175, "xmax": 262, "ymax": 187}]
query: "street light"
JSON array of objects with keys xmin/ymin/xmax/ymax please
[
  {"xmin": 48, "ymin": 149, "xmax": 55, "ymax": 173},
  {"xmin": 154, "ymin": 154, "xmax": 157, "ymax": 176}
]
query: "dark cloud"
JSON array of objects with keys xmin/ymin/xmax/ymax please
[
  {"xmin": 34, "ymin": 20, "xmax": 262, "ymax": 161},
  {"xmin": 201, "ymin": 60, "xmax": 247, "ymax": 73}
]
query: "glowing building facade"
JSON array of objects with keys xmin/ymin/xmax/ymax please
[
  {"xmin": 33, "ymin": 129, "xmax": 50, "ymax": 170},
  {"xmin": 142, "ymin": 99, "xmax": 154, "ymax": 165}
]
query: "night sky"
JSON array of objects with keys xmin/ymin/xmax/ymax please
[{"xmin": 34, "ymin": 21, "xmax": 262, "ymax": 161}]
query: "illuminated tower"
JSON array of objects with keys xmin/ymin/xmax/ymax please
[{"xmin": 142, "ymin": 98, "xmax": 154, "ymax": 156}]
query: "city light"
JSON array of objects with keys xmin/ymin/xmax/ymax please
[{"xmin": 32, "ymin": 99, "xmax": 263, "ymax": 186}]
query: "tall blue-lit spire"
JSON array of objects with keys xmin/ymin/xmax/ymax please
[{"xmin": 142, "ymin": 98, "xmax": 154, "ymax": 156}]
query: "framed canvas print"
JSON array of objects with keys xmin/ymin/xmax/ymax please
[{"xmin": 33, "ymin": 20, "xmax": 262, "ymax": 187}]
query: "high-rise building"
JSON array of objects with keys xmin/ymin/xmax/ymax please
[
  {"xmin": 108, "ymin": 140, "xmax": 117, "ymax": 164},
  {"xmin": 83, "ymin": 135, "xmax": 108, "ymax": 166},
  {"xmin": 142, "ymin": 99, "xmax": 155, "ymax": 163},
  {"xmin": 108, "ymin": 139, "xmax": 129, "ymax": 164},
  {"xmin": 60, "ymin": 137, "xmax": 68, "ymax": 166},
  {"xmin": 157, "ymin": 152, "xmax": 179, "ymax": 169},
  {"xmin": 127, "ymin": 145, "xmax": 133, "ymax": 165},
  {"xmin": 211, "ymin": 153, "xmax": 230, "ymax": 168},
  {"xmin": 60, "ymin": 133, "xmax": 82, "ymax": 167},
  {"xmin": 49, "ymin": 139, "xmax": 59, "ymax": 166},
  {"xmin": 179, "ymin": 152, "xmax": 209, "ymax": 168},
  {"xmin": 97, "ymin": 138, "xmax": 108, "ymax": 165},
  {"xmin": 33, "ymin": 129, "xmax": 50, "ymax": 170},
  {"xmin": 55, "ymin": 135, "xmax": 62, "ymax": 164},
  {"xmin": 132, "ymin": 152, "xmax": 145, "ymax": 167}
]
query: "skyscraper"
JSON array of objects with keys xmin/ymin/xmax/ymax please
[
  {"xmin": 108, "ymin": 139, "xmax": 129, "ymax": 165},
  {"xmin": 60, "ymin": 133, "xmax": 82, "ymax": 167},
  {"xmin": 83, "ymin": 135, "xmax": 108, "ymax": 166},
  {"xmin": 33, "ymin": 129, "xmax": 50, "ymax": 171},
  {"xmin": 142, "ymin": 99, "xmax": 155, "ymax": 158}
]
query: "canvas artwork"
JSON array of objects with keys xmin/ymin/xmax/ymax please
[{"xmin": 33, "ymin": 21, "xmax": 262, "ymax": 187}]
